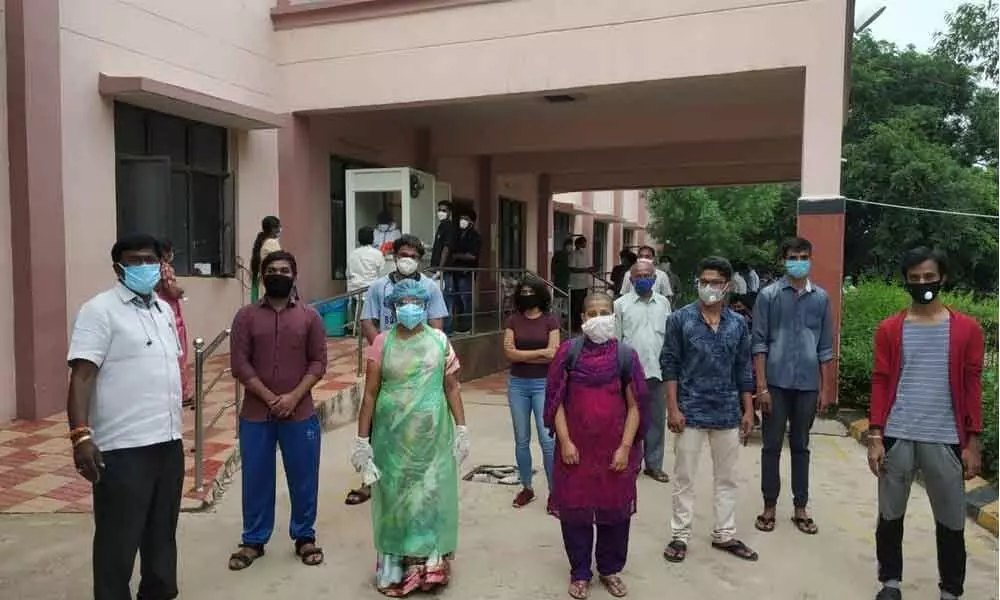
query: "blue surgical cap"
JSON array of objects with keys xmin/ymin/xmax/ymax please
[{"xmin": 384, "ymin": 278, "xmax": 430, "ymax": 308}]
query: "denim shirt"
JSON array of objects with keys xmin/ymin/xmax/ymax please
[
  {"xmin": 660, "ymin": 303, "xmax": 754, "ymax": 430},
  {"xmin": 751, "ymin": 278, "xmax": 834, "ymax": 392}
]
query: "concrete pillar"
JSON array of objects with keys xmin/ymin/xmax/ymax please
[
  {"xmin": 535, "ymin": 174, "xmax": 552, "ymax": 280},
  {"xmin": 474, "ymin": 156, "xmax": 498, "ymax": 312},
  {"xmin": 6, "ymin": 0, "xmax": 68, "ymax": 419},
  {"xmin": 277, "ymin": 115, "xmax": 314, "ymax": 296}
]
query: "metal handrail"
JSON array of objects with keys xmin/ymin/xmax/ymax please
[{"xmin": 192, "ymin": 328, "xmax": 236, "ymax": 494}]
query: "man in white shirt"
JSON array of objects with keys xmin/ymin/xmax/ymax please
[
  {"xmin": 347, "ymin": 226, "xmax": 387, "ymax": 328},
  {"xmin": 615, "ymin": 259, "xmax": 672, "ymax": 483},
  {"xmin": 731, "ymin": 260, "xmax": 749, "ymax": 295},
  {"xmin": 567, "ymin": 236, "xmax": 593, "ymax": 332},
  {"xmin": 747, "ymin": 265, "xmax": 761, "ymax": 293},
  {"xmin": 67, "ymin": 233, "xmax": 185, "ymax": 600},
  {"xmin": 620, "ymin": 246, "xmax": 673, "ymax": 305}
]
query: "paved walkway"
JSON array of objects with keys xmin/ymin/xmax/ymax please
[
  {"xmin": 0, "ymin": 338, "xmax": 361, "ymax": 513},
  {"xmin": 0, "ymin": 387, "xmax": 996, "ymax": 599}
]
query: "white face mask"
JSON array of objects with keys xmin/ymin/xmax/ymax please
[
  {"xmin": 396, "ymin": 257, "xmax": 419, "ymax": 276},
  {"xmin": 459, "ymin": 218, "xmax": 471, "ymax": 230},
  {"xmin": 698, "ymin": 284, "xmax": 727, "ymax": 306},
  {"xmin": 581, "ymin": 314, "xmax": 615, "ymax": 344},
  {"xmin": 437, "ymin": 210, "xmax": 449, "ymax": 221}
]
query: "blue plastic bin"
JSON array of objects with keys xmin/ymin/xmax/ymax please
[{"xmin": 314, "ymin": 298, "xmax": 349, "ymax": 337}]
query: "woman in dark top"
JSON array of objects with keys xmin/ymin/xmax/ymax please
[{"xmin": 503, "ymin": 278, "xmax": 561, "ymax": 508}]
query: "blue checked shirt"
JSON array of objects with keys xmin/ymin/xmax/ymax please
[{"xmin": 660, "ymin": 302, "xmax": 754, "ymax": 430}]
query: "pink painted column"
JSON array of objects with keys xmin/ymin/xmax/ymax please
[
  {"xmin": 277, "ymin": 114, "xmax": 311, "ymax": 294},
  {"xmin": 6, "ymin": 0, "xmax": 68, "ymax": 419},
  {"xmin": 535, "ymin": 174, "xmax": 552, "ymax": 280}
]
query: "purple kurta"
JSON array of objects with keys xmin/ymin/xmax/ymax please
[{"xmin": 543, "ymin": 339, "xmax": 650, "ymax": 524}]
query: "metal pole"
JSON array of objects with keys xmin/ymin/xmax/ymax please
[
  {"xmin": 356, "ymin": 294, "xmax": 365, "ymax": 376},
  {"xmin": 470, "ymin": 271, "xmax": 477, "ymax": 335},
  {"xmin": 193, "ymin": 338, "xmax": 205, "ymax": 493}
]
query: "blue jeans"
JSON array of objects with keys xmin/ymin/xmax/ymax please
[
  {"xmin": 760, "ymin": 387, "xmax": 817, "ymax": 508},
  {"xmin": 507, "ymin": 375, "xmax": 555, "ymax": 489},
  {"xmin": 446, "ymin": 272, "xmax": 474, "ymax": 333},
  {"xmin": 239, "ymin": 415, "xmax": 322, "ymax": 545}
]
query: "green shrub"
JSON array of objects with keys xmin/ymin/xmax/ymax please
[{"xmin": 839, "ymin": 281, "xmax": 998, "ymax": 478}]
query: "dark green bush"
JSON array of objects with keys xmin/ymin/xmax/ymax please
[{"xmin": 839, "ymin": 281, "xmax": 998, "ymax": 478}]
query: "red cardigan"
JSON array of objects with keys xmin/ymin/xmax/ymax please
[{"xmin": 869, "ymin": 309, "xmax": 985, "ymax": 449}]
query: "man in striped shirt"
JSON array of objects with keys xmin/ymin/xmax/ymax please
[{"xmin": 868, "ymin": 247, "xmax": 984, "ymax": 600}]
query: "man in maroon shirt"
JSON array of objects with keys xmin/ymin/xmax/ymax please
[{"xmin": 227, "ymin": 251, "xmax": 328, "ymax": 571}]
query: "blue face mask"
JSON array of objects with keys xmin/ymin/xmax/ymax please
[
  {"xmin": 396, "ymin": 303, "xmax": 427, "ymax": 330},
  {"xmin": 632, "ymin": 277, "xmax": 655, "ymax": 296},
  {"xmin": 120, "ymin": 263, "xmax": 161, "ymax": 295},
  {"xmin": 785, "ymin": 259, "xmax": 811, "ymax": 279}
]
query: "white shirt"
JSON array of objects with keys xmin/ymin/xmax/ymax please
[
  {"xmin": 67, "ymin": 283, "xmax": 184, "ymax": 452},
  {"xmin": 731, "ymin": 272, "xmax": 748, "ymax": 295},
  {"xmin": 614, "ymin": 292, "xmax": 671, "ymax": 380},
  {"xmin": 347, "ymin": 245, "xmax": 386, "ymax": 292},
  {"xmin": 568, "ymin": 249, "xmax": 591, "ymax": 290},
  {"xmin": 747, "ymin": 269, "xmax": 761, "ymax": 292},
  {"xmin": 620, "ymin": 268, "xmax": 674, "ymax": 301},
  {"xmin": 372, "ymin": 223, "xmax": 401, "ymax": 249}
]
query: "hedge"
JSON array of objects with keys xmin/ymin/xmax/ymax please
[{"xmin": 839, "ymin": 282, "xmax": 998, "ymax": 478}]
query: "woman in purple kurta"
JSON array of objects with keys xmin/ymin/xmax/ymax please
[{"xmin": 544, "ymin": 292, "xmax": 649, "ymax": 599}]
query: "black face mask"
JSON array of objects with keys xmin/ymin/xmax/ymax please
[
  {"xmin": 263, "ymin": 274, "xmax": 294, "ymax": 299},
  {"xmin": 516, "ymin": 295, "xmax": 540, "ymax": 312},
  {"xmin": 906, "ymin": 281, "xmax": 942, "ymax": 305}
]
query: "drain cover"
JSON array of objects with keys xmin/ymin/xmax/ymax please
[{"xmin": 462, "ymin": 464, "xmax": 535, "ymax": 486}]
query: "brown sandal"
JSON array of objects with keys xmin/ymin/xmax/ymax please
[
  {"xmin": 754, "ymin": 513, "xmax": 776, "ymax": 532},
  {"xmin": 599, "ymin": 574, "xmax": 628, "ymax": 597},
  {"xmin": 295, "ymin": 539, "xmax": 324, "ymax": 566},
  {"xmin": 791, "ymin": 515, "xmax": 819, "ymax": 535},
  {"xmin": 228, "ymin": 544, "xmax": 264, "ymax": 571},
  {"xmin": 568, "ymin": 579, "xmax": 590, "ymax": 599}
]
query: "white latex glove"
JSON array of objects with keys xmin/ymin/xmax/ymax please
[
  {"xmin": 351, "ymin": 436, "xmax": 373, "ymax": 472},
  {"xmin": 453, "ymin": 425, "xmax": 470, "ymax": 465},
  {"xmin": 361, "ymin": 459, "xmax": 382, "ymax": 486}
]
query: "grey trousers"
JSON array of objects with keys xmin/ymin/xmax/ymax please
[
  {"xmin": 876, "ymin": 438, "xmax": 966, "ymax": 597},
  {"xmin": 643, "ymin": 378, "xmax": 666, "ymax": 472}
]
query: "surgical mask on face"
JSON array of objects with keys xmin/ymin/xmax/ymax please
[
  {"xmin": 396, "ymin": 257, "xmax": 419, "ymax": 276},
  {"xmin": 633, "ymin": 277, "xmax": 655, "ymax": 296},
  {"xmin": 906, "ymin": 281, "xmax": 942, "ymax": 305},
  {"xmin": 437, "ymin": 210, "xmax": 449, "ymax": 221},
  {"xmin": 459, "ymin": 218, "xmax": 471, "ymax": 230},
  {"xmin": 120, "ymin": 264, "xmax": 161, "ymax": 295},
  {"xmin": 396, "ymin": 303, "xmax": 426, "ymax": 330},
  {"xmin": 581, "ymin": 314, "xmax": 615, "ymax": 344},
  {"xmin": 263, "ymin": 274, "xmax": 294, "ymax": 298},
  {"xmin": 785, "ymin": 259, "xmax": 811, "ymax": 279},
  {"xmin": 697, "ymin": 284, "xmax": 725, "ymax": 306}
]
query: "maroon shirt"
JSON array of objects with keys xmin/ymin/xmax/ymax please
[
  {"xmin": 505, "ymin": 312, "xmax": 560, "ymax": 379},
  {"xmin": 230, "ymin": 299, "xmax": 328, "ymax": 422}
]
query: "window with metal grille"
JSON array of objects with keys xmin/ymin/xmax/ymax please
[
  {"xmin": 499, "ymin": 196, "xmax": 525, "ymax": 269},
  {"xmin": 114, "ymin": 102, "xmax": 234, "ymax": 277},
  {"xmin": 592, "ymin": 221, "xmax": 609, "ymax": 273}
]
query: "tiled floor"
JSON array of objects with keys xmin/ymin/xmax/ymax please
[{"xmin": 0, "ymin": 337, "xmax": 362, "ymax": 514}]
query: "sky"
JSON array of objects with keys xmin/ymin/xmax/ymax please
[{"xmin": 861, "ymin": 0, "xmax": 966, "ymax": 50}]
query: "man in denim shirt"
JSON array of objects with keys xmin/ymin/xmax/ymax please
[
  {"xmin": 751, "ymin": 237, "xmax": 835, "ymax": 536},
  {"xmin": 661, "ymin": 257, "xmax": 756, "ymax": 564}
]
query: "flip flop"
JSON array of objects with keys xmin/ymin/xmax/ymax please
[
  {"xmin": 791, "ymin": 516, "xmax": 819, "ymax": 535},
  {"xmin": 599, "ymin": 574, "xmax": 628, "ymax": 597},
  {"xmin": 568, "ymin": 579, "xmax": 590, "ymax": 599},
  {"xmin": 344, "ymin": 487, "xmax": 371, "ymax": 505},
  {"xmin": 754, "ymin": 513, "xmax": 776, "ymax": 532},
  {"xmin": 712, "ymin": 539, "xmax": 759, "ymax": 562},
  {"xmin": 663, "ymin": 540, "xmax": 687, "ymax": 563}
]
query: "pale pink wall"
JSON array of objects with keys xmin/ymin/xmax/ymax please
[
  {"xmin": 276, "ymin": 0, "xmax": 846, "ymax": 113},
  {"xmin": 59, "ymin": 0, "xmax": 281, "ymax": 349},
  {"xmin": 0, "ymin": 10, "xmax": 14, "ymax": 422}
]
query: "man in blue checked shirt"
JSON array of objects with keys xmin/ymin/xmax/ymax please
[{"xmin": 660, "ymin": 256, "xmax": 757, "ymax": 565}]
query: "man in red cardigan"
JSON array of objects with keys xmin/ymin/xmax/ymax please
[{"xmin": 867, "ymin": 247, "xmax": 984, "ymax": 600}]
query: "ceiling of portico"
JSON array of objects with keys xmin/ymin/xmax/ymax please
[{"xmin": 312, "ymin": 67, "xmax": 805, "ymax": 158}]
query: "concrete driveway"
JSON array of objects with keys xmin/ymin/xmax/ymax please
[{"xmin": 0, "ymin": 392, "xmax": 996, "ymax": 599}]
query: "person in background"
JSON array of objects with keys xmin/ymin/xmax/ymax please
[
  {"xmin": 661, "ymin": 257, "xmax": 757, "ymax": 564},
  {"xmin": 67, "ymin": 233, "xmax": 185, "ymax": 600},
  {"xmin": 448, "ymin": 209, "xmax": 482, "ymax": 334},
  {"xmin": 431, "ymin": 200, "xmax": 457, "ymax": 274},
  {"xmin": 619, "ymin": 246, "xmax": 673, "ymax": 304},
  {"xmin": 352, "ymin": 279, "xmax": 469, "ymax": 597},
  {"xmin": 373, "ymin": 209, "xmax": 402, "ymax": 252},
  {"xmin": 544, "ymin": 292, "xmax": 648, "ymax": 599},
  {"xmin": 503, "ymin": 278, "xmax": 561, "ymax": 508},
  {"xmin": 250, "ymin": 216, "xmax": 281, "ymax": 304},
  {"xmin": 747, "ymin": 264, "xmax": 761, "ymax": 293},
  {"xmin": 157, "ymin": 239, "xmax": 192, "ymax": 407},
  {"xmin": 552, "ymin": 238, "xmax": 574, "ymax": 324},
  {"xmin": 659, "ymin": 254, "xmax": 684, "ymax": 306},
  {"xmin": 868, "ymin": 247, "xmax": 983, "ymax": 600},
  {"xmin": 347, "ymin": 226, "xmax": 387, "ymax": 329},
  {"xmin": 346, "ymin": 235, "xmax": 449, "ymax": 507},
  {"xmin": 568, "ymin": 236, "xmax": 593, "ymax": 333},
  {"xmin": 751, "ymin": 237, "xmax": 835, "ymax": 536},
  {"xmin": 614, "ymin": 259, "xmax": 672, "ymax": 484},
  {"xmin": 730, "ymin": 261, "xmax": 749, "ymax": 295},
  {"xmin": 610, "ymin": 249, "xmax": 638, "ymax": 300},
  {"xmin": 228, "ymin": 251, "xmax": 327, "ymax": 571}
]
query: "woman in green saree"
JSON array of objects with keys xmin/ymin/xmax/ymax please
[{"xmin": 351, "ymin": 279, "xmax": 470, "ymax": 597}]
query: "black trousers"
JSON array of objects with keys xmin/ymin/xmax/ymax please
[
  {"xmin": 570, "ymin": 289, "xmax": 588, "ymax": 331},
  {"xmin": 93, "ymin": 440, "xmax": 184, "ymax": 600}
]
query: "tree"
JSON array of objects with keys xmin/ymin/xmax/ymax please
[{"xmin": 935, "ymin": 0, "xmax": 999, "ymax": 85}]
